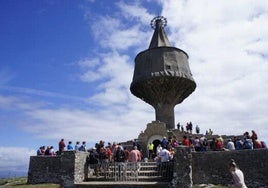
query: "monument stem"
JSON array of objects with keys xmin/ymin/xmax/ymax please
[{"xmin": 154, "ymin": 103, "xmax": 175, "ymax": 130}]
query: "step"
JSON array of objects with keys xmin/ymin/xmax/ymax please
[
  {"xmin": 86, "ymin": 161, "xmax": 173, "ymax": 183},
  {"xmin": 75, "ymin": 181, "xmax": 170, "ymax": 188}
]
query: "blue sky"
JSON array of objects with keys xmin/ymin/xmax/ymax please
[{"xmin": 0, "ymin": 0, "xmax": 268, "ymax": 177}]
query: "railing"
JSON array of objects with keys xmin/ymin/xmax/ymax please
[{"xmin": 87, "ymin": 161, "xmax": 174, "ymax": 182}]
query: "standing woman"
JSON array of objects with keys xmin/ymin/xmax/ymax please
[{"xmin": 229, "ymin": 159, "xmax": 247, "ymax": 188}]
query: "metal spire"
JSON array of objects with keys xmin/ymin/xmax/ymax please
[{"xmin": 149, "ymin": 16, "xmax": 171, "ymax": 48}]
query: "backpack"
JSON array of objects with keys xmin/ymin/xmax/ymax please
[
  {"xmin": 244, "ymin": 139, "xmax": 252, "ymax": 149},
  {"xmin": 115, "ymin": 149, "xmax": 125, "ymax": 162},
  {"xmin": 79, "ymin": 145, "xmax": 86, "ymax": 151},
  {"xmin": 99, "ymin": 148, "xmax": 107, "ymax": 160},
  {"xmin": 88, "ymin": 152, "xmax": 99, "ymax": 164}
]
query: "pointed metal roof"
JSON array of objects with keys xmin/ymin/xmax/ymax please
[{"xmin": 149, "ymin": 16, "xmax": 171, "ymax": 48}]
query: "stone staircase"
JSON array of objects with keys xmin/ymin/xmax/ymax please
[{"xmin": 75, "ymin": 161, "xmax": 172, "ymax": 188}]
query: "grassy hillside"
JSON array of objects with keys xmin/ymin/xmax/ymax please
[{"xmin": 0, "ymin": 177, "xmax": 59, "ymax": 188}]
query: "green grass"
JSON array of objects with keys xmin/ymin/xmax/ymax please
[{"xmin": 0, "ymin": 177, "xmax": 60, "ymax": 188}]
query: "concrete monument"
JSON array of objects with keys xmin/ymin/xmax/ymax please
[{"xmin": 130, "ymin": 16, "xmax": 196, "ymax": 129}]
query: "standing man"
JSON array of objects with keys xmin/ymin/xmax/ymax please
[
  {"xmin": 147, "ymin": 142, "xmax": 154, "ymax": 160},
  {"xmin": 128, "ymin": 146, "xmax": 142, "ymax": 177},
  {"xmin": 176, "ymin": 122, "xmax": 180, "ymax": 130},
  {"xmin": 129, "ymin": 146, "xmax": 141, "ymax": 163},
  {"xmin": 59, "ymin": 138, "xmax": 66, "ymax": 155},
  {"xmin": 196, "ymin": 125, "xmax": 200, "ymax": 134}
]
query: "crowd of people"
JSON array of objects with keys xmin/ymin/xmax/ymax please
[
  {"xmin": 36, "ymin": 145, "xmax": 56, "ymax": 156},
  {"xmin": 36, "ymin": 129, "xmax": 266, "ymax": 158},
  {"xmin": 36, "ymin": 139, "xmax": 88, "ymax": 156},
  {"xmin": 36, "ymin": 138, "xmax": 176, "ymax": 167},
  {"xmin": 180, "ymin": 130, "xmax": 266, "ymax": 152},
  {"xmin": 176, "ymin": 122, "xmax": 214, "ymax": 136},
  {"xmin": 35, "ymin": 131, "xmax": 265, "ymax": 186}
]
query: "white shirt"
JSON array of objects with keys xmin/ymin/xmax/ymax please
[
  {"xmin": 231, "ymin": 169, "xmax": 247, "ymax": 188},
  {"xmin": 159, "ymin": 149, "xmax": 170, "ymax": 162},
  {"xmin": 227, "ymin": 141, "xmax": 236, "ymax": 150},
  {"xmin": 157, "ymin": 146, "xmax": 162, "ymax": 155}
]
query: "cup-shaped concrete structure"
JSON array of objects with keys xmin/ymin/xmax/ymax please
[{"xmin": 130, "ymin": 16, "xmax": 196, "ymax": 129}]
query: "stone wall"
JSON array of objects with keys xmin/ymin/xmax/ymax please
[
  {"xmin": 60, "ymin": 151, "xmax": 89, "ymax": 188},
  {"xmin": 27, "ymin": 155, "xmax": 61, "ymax": 184},
  {"xmin": 27, "ymin": 151, "xmax": 89, "ymax": 187},
  {"xmin": 28, "ymin": 148, "xmax": 268, "ymax": 187},
  {"xmin": 191, "ymin": 149, "xmax": 268, "ymax": 187}
]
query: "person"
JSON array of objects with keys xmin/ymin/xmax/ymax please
[
  {"xmin": 186, "ymin": 122, "xmax": 190, "ymax": 133},
  {"xmin": 216, "ymin": 139, "xmax": 223, "ymax": 150},
  {"xmin": 99, "ymin": 145, "xmax": 108, "ymax": 175},
  {"xmin": 229, "ymin": 159, "xmax": 247, "ymax": 188},
  {"xmin": 193, "ymin": 136, "xmax": 201, "ymax": 151},
  {"xmin": 182, "ymin": 135, "xmax": 190, "ymax": 147},
  {"xmin": 158, "ymin": 146, "xmax": 171, "ymax": 178},
  {"xmin": 75, "ymin": 141, "xmax": 80, "ymax": 151},
  {"xmin": 199, "ymin": 135, "xmax": 208, "ymax": 152},
  {"xmin": 218, "ymin": 135, "xmax": 224, "ymax": 143},
  {"xmin": 210, "ymin": 138, "xmax": 217, "ymax": 151},
  {"xmin": 58, "ymin": 139, "xmax": 66, "ymax": 154},
  {"xmin": 79, "ymin": 141, "xmax": 87, "ymax": 151},
  {"xmin": 176, "ymin": 122, "xmax": 180, "ymax": 130},
  {"xmin": 36, "ymin": 146, "xmax": 43, "ymax": 155},
  {"xmin": 234, "ymin": 137, "xmax": 243, "ymax": 150},
  {"xmin": 45, "ymin": 146, "xmax": 51, "ymax": 155},
  {"xmin": 250, "ymin": 130, "xmax": 258, "ymax": 140},
  {"xmin": 147, "ymin": 142, "xmax": 154, "ymax": 159},
  {"xmin": 243, "ymin": 137, "xmax": 253, "ymax": 150},
  {"xmin": 195, "ymin": 125, "xmax": 200, "ymax": 134},
  {"xmin": 128, "ymin": 146, "xmax": 142, "ymax": 176},
  {"xmin": 114, "ymin": 146, "xmax": 126, "ymax": 180},
  {"xmin": 106, "ymin": 146, "xmax": 112, "ymax": 162},
  {"xmin": 161, "ymin": 137, "xmax": 168, "ymax": 149},
  {"xmin": 227, "ymin": 139, "xmax": 236, "ymax": 151},
  {"xmin": 253, "ymin": 139, "xmax": 262, "ymax": 149},
  {"xmin": 209, "ymin": 128, "xmax": 213, "ymax": 135},
  {"xmin": 158, "ymin": 147, "xmax": 170, "ymax": 162},
  {"xmin": 128, "ymin": 146, "xmax": 141, "ymax": 163},
  {"xmin": 88, "ymin": 147, "xmax": 100, "ymax": 177},
  {"xmin": 114, "ymin": 146, "xmax": 125, "ymax": 162},
  {"xmin": 49, "ymin": 146, "xmax": 56, "ymax": 156},
  {"xmin": 67, "ymin": 141, "xmax": 73, "ymax": 150},
  {"xmin": 156, "ymin": 144, "xmax": 162, "ymax": 156},
  {"xmin": 124, "ymin": 147, "xmax": 130, "ymax": 161},
  {"xmin": 132, "ymin": 139, "xmax": 140, "ymax": 150},
  {"xmin": 171, "ymin": 136, "xmax": 179, "ymax": 147},
  {"xmin": 189, "ymin": 121, "xmax": 193, "ymax": 134},
  {"xmin": 169, "ymin": 147, "xmax": 175, "ymax": 161},
  {"xmin": 261, "ymin": 141, "xmax": 267, "ymax": 148}
]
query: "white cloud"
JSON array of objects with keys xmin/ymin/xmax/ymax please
[
  {"xmin": 22, "ymin": 104, "xmax": 152, "ymax": 143},
  {"xmin": 0, "ymin": 147, "xmax": 35, "ymax": 172},
  {"xmin": 116, "ymin": 1, "xmax": 155, "ymax": 25},
  {"xmin": 158, "ymin": 0, "xmax": 268, "ymax": 140},
  {"xmin": 3, "ymin": 0, "xmax": 267, "ymax": 144}
]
